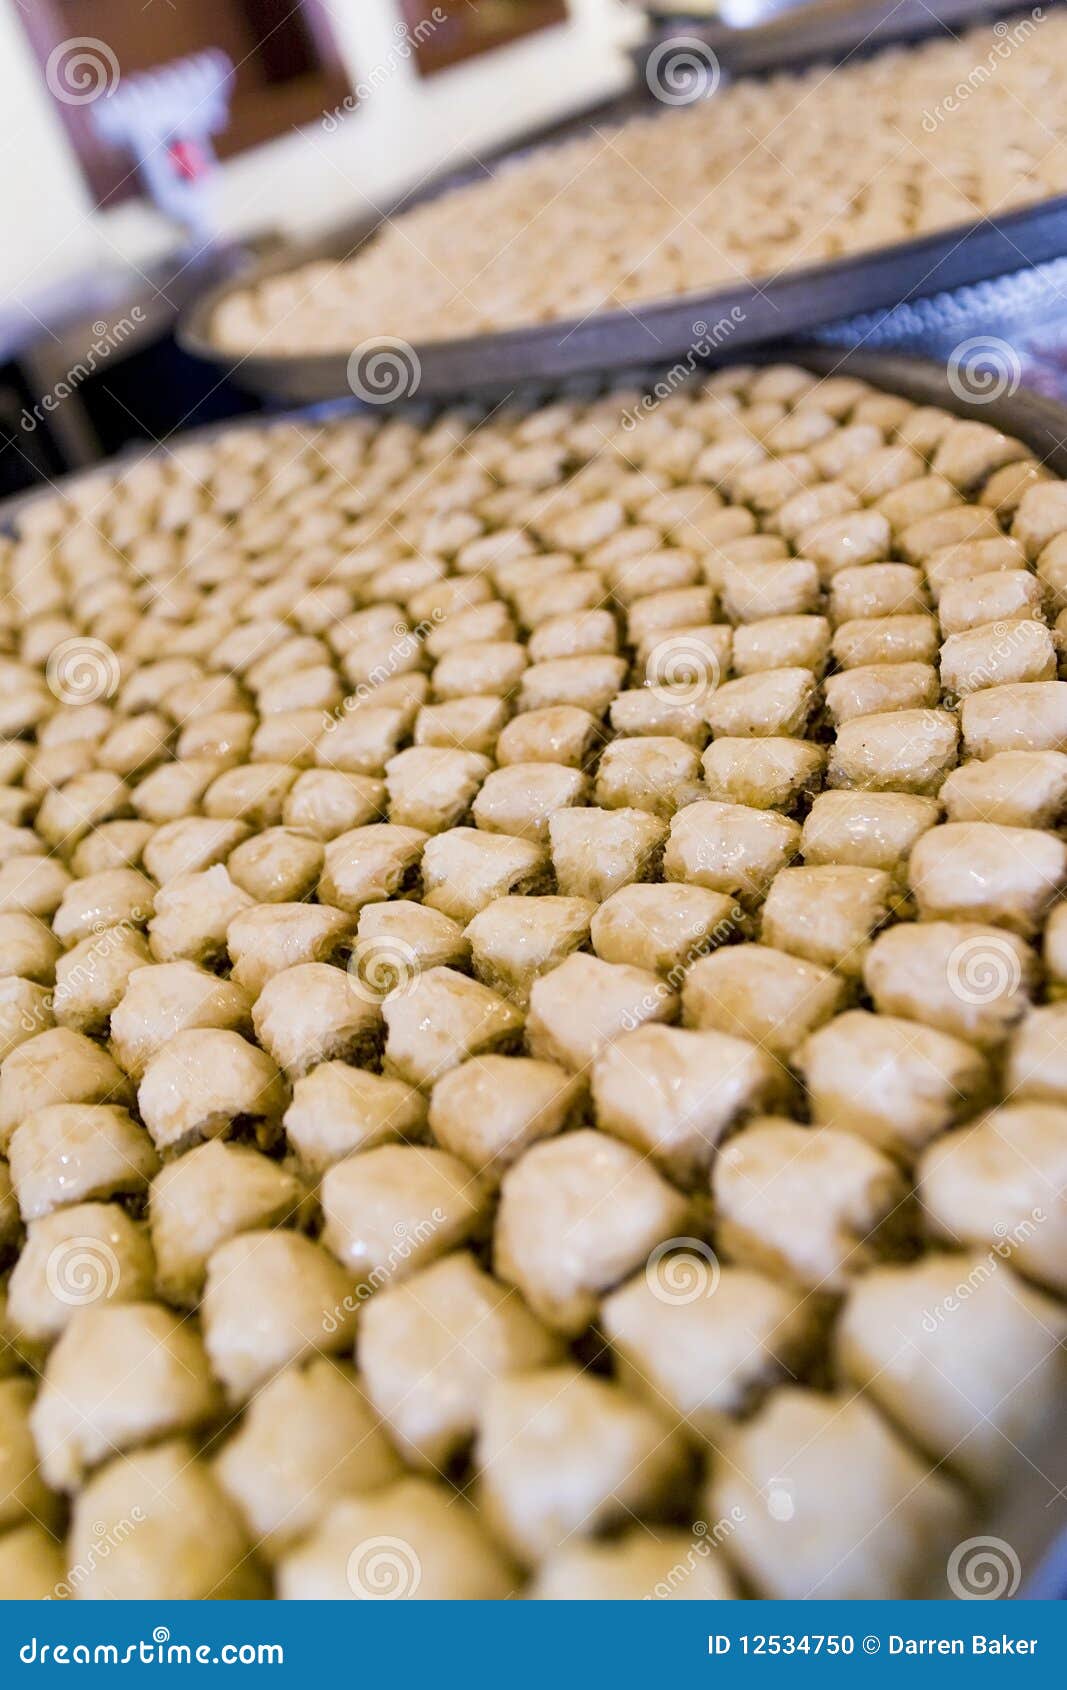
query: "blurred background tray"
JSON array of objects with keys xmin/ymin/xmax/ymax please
[{"xmin": 179, "ymin": 0, "xmax": 1067, "ymax": 405}]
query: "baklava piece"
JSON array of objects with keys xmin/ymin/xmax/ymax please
[
  {"xmin": 938, "ymin": 568, "xmax": 1044, "ymax": 635},
  {"xmin": 147, "ymin": 865, "xmax": 252, "ymax": 966},
  {"xmin": 1012, "ymin": 480, "xmax": 1067, "ymax": 559},
  {"xmin": 360, "ymin": 1252, "xmax": 560, "ymax": 1469},
  {"xmin": 277, "ymin": 1476, "xmax": 514, "ymax": 1600},
  {"xmin": 495, "ymin": 704, "xmax": 600, "ymax": 767},
  {"xmin": 589, "ymin": 881, "xmax": 739, "ymax": 978},
  {"xmin": 863, "ymin": 921, "xmax": 1035, "ymax": 1046},
  {"xmin": 318, "ymin": 823, "xmax": 427, "ymax": 914},
  {"xmin": 602, "ymin": 1264, "xmax": 817, "ymax": 1436},
  {"xmin": 940, "ymin": 750, "xmax": 1067, "ymax": 828},
  {"xmin": 682, "ymin": 943, "xmax": 846, "ymax": 1062},
  {"xmin": 518, "ymin": 654, "xmax": 628, "ymax": 717},
  {"xmin": 472, "ymin": 762, "xmax": 589, "ymax": 842},
  {"xmin": 720, "ymin": 558, "xmax": 820, "ymax": 624},
  {"xmin": 428, "ymin": 1054, "xmax": 583, "ymax": 1181},
  {"xmin": 226, "ymin": 902, "xmax": 352, "ymax": 997},
  {"xmin": 829, "ymin": 561, "xmax": 927, "ymax": 623},
  {"xmin": 226, "ymin": 827, "xmax": 324, "ymax": 902},
  {"xmin": 414, "ymin": 694, "xmax": 509, "ymax": 757},
  {"xmin": 137, "ymin": 1028, "xmax": 287, "ymax": 1154},
  {"xmin": 477, "ymin": 1365, "xmax": 686, "ymax": 1566},
  {"xmin": 760, "ymin": 864, "xmax": 894, "ymax": 976},
  {"xmin": 6, "ymin": 1201, "xmax": 155, "ymax": 1350},
  {"xmin": 529, "ymin": 1530, "xmax": 736, "ymax": 1600},
  {"xmin": 594, "ymin": 736, "xmax": 701, "ymax": 818},
  {"xmin": 494, "ymin": 1128, "xmax": 687, "ymax": 1335},
  {"xmin": 0, "ymin": 1377, "xmax": 59, "ymax": 1532},
  {"xmin": 800, "ymin": 789, "xmax": 939, "ymax": 873},
  {"xmin": 0, "ymin": 976, "xmax": 53, "ymax": 1059},
  {"xmin": 0, "ymin": 855, "xmax": 71, "ymax": 919},
  {"xmin": 8, "ymin": 1102, "xmax": 157, "ymax": 1221},
  {"xmin": 549, "ymin": 806, "xmax": 666, "ymax": 903},
  {"xmin": 466, "ymin": 894, "xmax": 593, "ymax": 1006},
  {"xmin": 321, "ymin": 1144, "xmax": 488, "ymax": 1286},
  {"xmin": 609, "ymin": 688, "xmax": 706, "ymax": 747},
  {"xmin": 283, "ymin": 1061, "xmax": 426, "ymax": 1174},
  {"xmin": 828, "ymin": 709, "xmax": 958, "ymax": 794},
  {"xmin": 919, "ymin": 1102, "xmax": 1067, "ymax": 1296},
  {"xmin": 355, "ymin": 898, "xmax": 469, "ymax": 977},
  {"xmin": 0, "ymin": 1524, "xmax": 66, "ymax": 1600},
  {"xmin": 838, "ymin": 1254, "xmax": 1067, "ymax": 1490},
  {"xmin": 382, "ymin": 965, "xmax": 523, "ymax": 1088},
  {"xmin": 704, "ymin": 667, "xmax": 816, "ymax": 740},
  {"xmin": 214, "ymin": 1358, "xmax": 401, "ymax": 1557},
  {"xmin": 526, "ymin": 951, "xmax": 675, "ymax": 1072},
  {"xmin": 420, "ymin": 828, "xmax": 548, "ymax": 924},
  {"xmin": 51, "ymin": 925, "xmax": 151, "ymax": 1036},
  {"xmin": 0, "ymin": 911, "xmax": 61, "ymax": 983},
  {"xmin": 832, "ymin": 613, "xmax": 939, "ymax": 669},
  {"xmin": 68, "ymin": 1440, "xmax": 265, "ymax": 1598},
  {"xmin": 149, "ymin": 1139, "xmax": 303, "ymax": 1306},
  {"xmin": 0, "ymin": 1028, "xmax": 131, "ymax": 1153},
  {"xmin": 202, "ymin": 1229, "xmax": 357, "ymax": 1403},
  {"xmin": 960, "ymin": 680, "xmax": 1067, "ymax": 758},
  {"xmin": 824, "ymin": 662, "xmax": 939, "ymax": 725},
  {"xmin": 109, "ymin": 960, "xmax": 252, "ymax": 1079},
  {"xmin": 384, "ymin": 746, "xmax": 491, "ymax": 834},
  {"xmin": 142, "ymin": 816, "xmax": 249, "ymax": 883},
  {"xmin": 592, "ymin": 1024, "xmax": 778, "ymax": 1185},
  {"xmin": 941, "ymin": 620, "xmax": 1055, "ymax": 698},
  {"xmin": 32, "ymin": 1301, "xmax": 219, "ymax": 1489},
  {"xmin": 665, "ymin": 801, "xmax": 800, "ymax": 909},
  {"xmin": 713, "ymin": 1117, "xmax": 907, "ymax": 1290},
  {"xmin": 251, "ymin": 961, "xmax": 381, "ymax": 1077},
  {"xmin": 909, "ymin": 822, "xmax": 1067, "ymax": 935},
  {"xmin": 707, "ymin": 1388, "xmax": 966, "ymax": 1600},
  {"xmin": 51, "ymin": 866, "xmax": 155, "ymax": 948},
  {"xmin": 799, "ymin": 1008, "xmax": 989, "ymax": 1160},
  {"xmin": 433, "ymin": 640, "xmax": 528, "ymax": 702}
]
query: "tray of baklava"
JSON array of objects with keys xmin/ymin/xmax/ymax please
[
  {"xmin": 2, "ymin": 346, "xmax": 1067, "ymax": 1600},
  {"xmin": 181, "ymin": 6, "xmax": 1067, "ymax": 404}
]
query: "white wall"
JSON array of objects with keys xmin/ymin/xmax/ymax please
[{"xmin": 0, "ymin": 0, "xmax": 638, "ymax": 303}]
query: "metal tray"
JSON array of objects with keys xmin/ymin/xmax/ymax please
[
  {"xmin": 6, "ymin": 342, "xmax": 1067, "ymax": 1596},
  {"xmin": 179, "ymin": 2, "xmax": 1067, "ymax": 406}
]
